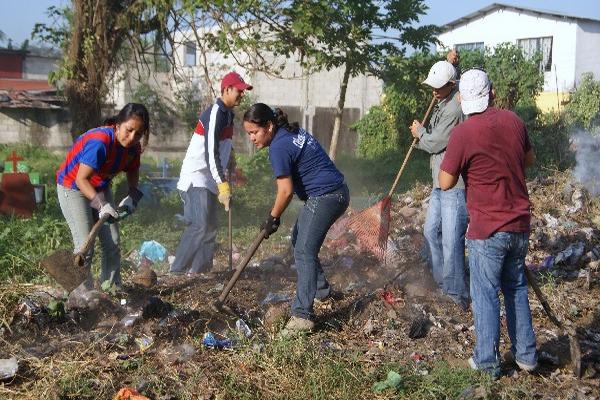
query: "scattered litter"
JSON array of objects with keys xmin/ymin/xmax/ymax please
[
  {"xmin": 372, "ymin": 370, "xmax": 402, "ymax": 393},
  {"xmin": 135, "ymin": 336, "xmax": 154, "ymax": 352},
  {"xmin": 543, "ymin": 213, "xmax": 559, "ymax": 228},
  {"xmin": 139, "ymin": 240, "xmax": 168, "ymax": 263},
  {"xmin": 120, "ymin": 299, "xmax": 127, "ymax": 306},
  {"xmin": 236, "ymin": 319, "xmax": 252, "ymax": 338},
  {"xmin": 121, "ymin": 313, "xmax": 141, "ymax": 328},
  {"xmin": 113, "ymin": 386, "xmax": 150, "ymax": 400},
  {"xmin": 202, "ymin": 332, "xmax": 232, "ymax": 349},
  {"xmin": 566, "ymin": 188, "xmax": 584, "ymax": 213},
  {"xmin": 0, "ymin": 357, "xmax": 18, "ymax": 381},
  {"xmin": 261, "ymin": 292, "xmax": 292, "ymax": 305},
  {"xmin": 554, "ymin": 242, "xmax": 585, "ymax": 265}
]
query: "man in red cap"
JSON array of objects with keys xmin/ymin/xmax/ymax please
[{"xmin": 171, "ymin": 71, "xmax": 252, "ymax": 276}]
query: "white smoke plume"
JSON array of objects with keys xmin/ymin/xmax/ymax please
[{"xmin": 572, "ymin": 131, "xmax": 600, "ymax": 196}]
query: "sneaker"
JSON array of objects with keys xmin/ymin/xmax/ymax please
[
  {"xmin": 468, "ymin": 357, "xmax": 478, "ymax": 370},
  {"xmin": 279, "ymin": 316, "xmax": 315, "ymax": 338},
  {"xmin": 504, "ymin": 351, "xmax": 537, "ymax": 372}
]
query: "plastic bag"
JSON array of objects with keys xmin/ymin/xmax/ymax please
[{"xmin": 139, "ymin": 240, "xmax": 168, "ymax": 263}]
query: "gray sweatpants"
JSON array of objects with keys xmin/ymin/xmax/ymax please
[
  {"xmin": 170, "ymin": 186, "xmax": 218, "ymax": 274},
  {"xmin": 57, "ymin": 184, "xmax": 121, "ymax": 287}
]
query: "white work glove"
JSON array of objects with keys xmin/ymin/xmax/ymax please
[
  {"xmin": 118, "ymin": 187, "xmax": 144, "ymax": 214},
  {"xmin": 99, "ymin": 203, "xmax": 119, "ymax": 220},
  {"xmin": 90, "ymin": 191, "xmax": 119, "ymax": 220}
]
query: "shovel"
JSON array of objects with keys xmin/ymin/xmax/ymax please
[
  {"xmin": 211, "ymin": 229, "xmax": 267, "ymax": 315},
  {"xmin": 524, "ymin": 267, "xmax": 582, "ymax": 377},
  {"xmin": 41, "ymin": 208, "xmax": 130, "ymax": 292}
]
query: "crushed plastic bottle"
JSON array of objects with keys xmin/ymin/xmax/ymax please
[
  {"xmin": 236, "ymin": 319, "xmax": 252, "ymax": 338},
  {"xmin": 202, "ymin": 332, "xmax": 232, "ymax": 349}
]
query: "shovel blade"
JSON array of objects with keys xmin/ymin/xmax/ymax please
[{"xmin": 40, "ymin": 249, "xmax": 89, "ymax": 292}]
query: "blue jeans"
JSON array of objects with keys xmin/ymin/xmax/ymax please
[
  {"xmin": 468, "ymin": 232, "xmax": 537, "ymax": 377},
  {"xmin": 424, "ymin": 188, "xmax": 469, "ymax": 305},
  {"xmin": 291, "ymin": 184, "xmax": 349, "ymax": 320},
  {"xmin": 170, "ymin": 187, "xmax": 218, "ymax": 274}
]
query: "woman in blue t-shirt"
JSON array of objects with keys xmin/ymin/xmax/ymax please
[{"xmin": 243, "ymin": 103, "xmax": 349, "ymax": 336}]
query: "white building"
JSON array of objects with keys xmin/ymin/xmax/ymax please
[{"xmin": 437, "ymin": 3, "xmax": 600, "ymax": 111}]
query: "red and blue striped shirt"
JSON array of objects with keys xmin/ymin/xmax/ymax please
[{"xmin": 57, "ymin": 126, "xmax": 141, "ymax": 191}]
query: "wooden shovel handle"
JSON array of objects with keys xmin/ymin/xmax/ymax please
[
  {"xmin": 217, "ymin": 229, "xmax": 267, "ymax": 304},
  {"xmin": 75, "ymin": 214, "xmax": 111, "ymax": 265},
  {"xmin": 387, "ymin": 96, "xmax": 437, "ymax": 197}
]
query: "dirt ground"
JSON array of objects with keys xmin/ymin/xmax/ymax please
[{"xmin": 1, "ymin": 172, "xmax": 599, "ymax": 399}]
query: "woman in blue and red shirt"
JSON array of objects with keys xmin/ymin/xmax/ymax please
[
  {"xmin": 243, "ymin": 103, "xmax": 349, "ymax": 337},
  {"xmin": 56, "ymin": 103, "xmax": 149, "ymax": 289}
]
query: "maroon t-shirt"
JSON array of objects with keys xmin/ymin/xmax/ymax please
[{"xmin": 440, "ymin": 107, "xmax": 531, "ymax": 240}]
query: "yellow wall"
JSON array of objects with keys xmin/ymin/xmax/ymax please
[{"xmin": 536, "ymin": 91, "xmax": 570, "ymax": 112}]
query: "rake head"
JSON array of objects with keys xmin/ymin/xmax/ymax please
[{"xmin": 344, "ymin": 196, "xmax": 392, "ymax": 261}]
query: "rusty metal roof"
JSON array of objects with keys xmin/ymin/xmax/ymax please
[{"xmin": 0, "ymin": 84, "xmax": 65, "ymax": 110}]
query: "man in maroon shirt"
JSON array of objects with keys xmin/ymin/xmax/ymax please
[{"xmin": 438, "ymin": 68, "xmax": 537, "ymax": 378}]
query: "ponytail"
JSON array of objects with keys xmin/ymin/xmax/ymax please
[{"xmin": 243, "ymin": 103, "xmax": 299, "ymax": 133}]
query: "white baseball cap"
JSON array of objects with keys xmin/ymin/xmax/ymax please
[
  {"xmin": 422, "ymin": 61, "xmax": 457, "ymax": 89},
  {"xmin": 459, "ymin": 69, "xmax": 491, "ymax": 115}
]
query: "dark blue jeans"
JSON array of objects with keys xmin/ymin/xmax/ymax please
[
  {"xmin": 467, "ymin": 232, "xmax": 537, "ymax": 378},
  {"xmin": 424, "ymin": 188, "xmax": 469, "ymax": 306},
  {"xmin": 291, "ymin": 184, "xmax": 349, "ymax": 320}
]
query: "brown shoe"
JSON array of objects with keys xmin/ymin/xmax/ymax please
[{"xmin": 279, "ymin": 316, "xmax": 315, "ymax": 338}]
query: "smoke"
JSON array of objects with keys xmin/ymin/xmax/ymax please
[{"xmin": 572, "ymin": 131, "xmax": 600, "ymax": 196}]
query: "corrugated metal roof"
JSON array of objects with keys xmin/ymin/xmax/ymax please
[
  {"xmin": 442, "ymin": 2, "xmax": 600, "ymax": 32},
  {"xmin": 0, "ymin": 79, "xmax": 53, "ymax": 91},
  {"xmin": 0, "ymin": 88, "xmax": 65, "ymax": 109}
]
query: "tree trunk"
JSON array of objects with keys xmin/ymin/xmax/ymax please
[
  {"xmin": 65, "ymin": 0, "xmax": 112, "ymax": 140},
  {"xmin": 328, "ymin": 64, "xmax": 350, "ymax": 161}
]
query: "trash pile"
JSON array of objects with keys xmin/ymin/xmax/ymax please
[{"xmin": 0, "ymin": 171, "xmax": 599, "ymax": 398}]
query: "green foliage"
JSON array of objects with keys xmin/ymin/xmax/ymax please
[
  {"xmin": 528, "ymin": 112, "xmax": 575, "ymax": 175},
  {"xmin": 482, "ymin": 43, "xmax": 544, "ymax": 109},
  {"xmin": 233, "ymin": 150, "xmax": 276, "ymax": 224},
  {"xmin": 354, "ymin": 51, "xmax": 438, "ymax": 158},
  {"xmin": 355, "ymin": 44, "xmax": 544, "ymax": 160},
  {"xmin": 132, "ymin": 82, "xmax": 177, "ymax": 135},
  {"xmin": 565, "ymin": 72, "xmax": 600, "ymax": 133}
]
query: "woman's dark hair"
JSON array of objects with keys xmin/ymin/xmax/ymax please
[
  {"xmin": 105, "ymin": 103, "xmax": 151, "ymax": 149},
  {"xmin": 243, "ymin": 103, "xmax": 299, "ymax": 133}
]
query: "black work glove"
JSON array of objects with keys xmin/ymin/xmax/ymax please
[{"xmin": 260, "ymin": 214, "xmax": 280, "ymax": 239}]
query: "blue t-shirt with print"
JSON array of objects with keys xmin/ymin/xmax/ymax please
[{"xmin": 268, "ymin": 127, "xmax": 344, "ymax": 200}]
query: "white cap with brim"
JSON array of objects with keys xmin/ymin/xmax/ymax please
[
  {"xmin": 422, "ymin": 61, "xmax": 457, "ymax": 89},
  {"xmin": 459, "ymin": 69, "xmax": 491, "ymax": 115}
]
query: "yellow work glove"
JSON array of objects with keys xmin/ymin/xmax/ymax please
[{"xmin": 217, "ymin": 182, "xmax": 231, "ymax": 211}]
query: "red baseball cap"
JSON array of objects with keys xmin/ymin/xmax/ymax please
[{"xmin": 221, "ymin": 71, "xmax": 253, "ymax": 92}]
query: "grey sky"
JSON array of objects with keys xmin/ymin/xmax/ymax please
[{"xmin": 1, "ymin": 0, "xmax": 599, "ymax": 46}]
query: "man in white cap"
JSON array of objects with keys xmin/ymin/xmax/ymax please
[
  {"xmin": 410, "ymin": 60, "xmax": 469, "ymax": 311},
  {"xmin": 171, "ymin": 71, "xmax": 253, "ymax": 276},
  {"xmin": 439, "ymin": 68, "xmax": 537, "ymax": 378}
]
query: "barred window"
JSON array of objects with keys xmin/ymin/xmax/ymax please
[
  {"xmin": 185, "ymin": 42, "xmax": 196, "ymax": 67},
  {"xmin": 517, "ymin": 36, "xmax": 552, "ymax": 72}
]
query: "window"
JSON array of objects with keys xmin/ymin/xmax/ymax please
[
  {"xmin": 517, "ymin": 36, "xmax": 552, "ymax": 72},
  {"xmin": 454, "ymin": 42, "xmax": 484, "ymax": 52},
  {"xmin": 184, "ymin": 41, "xmax": 196, "ymax": 66}
]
